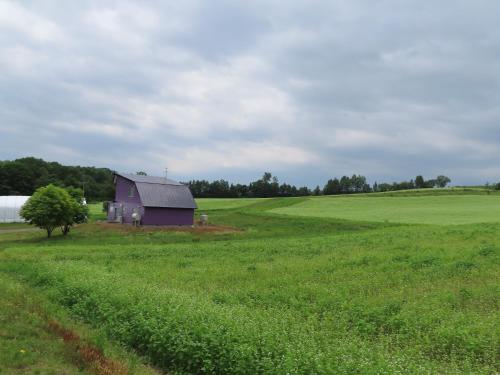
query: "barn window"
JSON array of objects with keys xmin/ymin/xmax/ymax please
[{"xmin": 128, "ymin": 186, "xmax": 135, "ymax": 197}]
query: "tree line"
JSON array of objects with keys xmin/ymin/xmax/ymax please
[
  {"xmin": 5, "ymin": 156, "xmax": 496, "ymax": 200},
  {"xmin": 186, "ymin": 173, "xmax": 454, "ymax": 198},
  {"xmin": 186, "ymin": 172, "xmax": 313, "ymax": 198},
  {"xmin": 0, "ymin": 157, "xmax": 114, "ymax": 201},
  {"xmin": 373, "ymin": 175, "xmax": 451, "ymax": 192}
]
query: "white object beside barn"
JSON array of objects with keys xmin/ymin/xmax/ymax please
[
  {"xmin": 200, "ymin": 214, "xmax": 208, "ymax": 226},
  {"xmin": 132, "ymin": 208, "xmax": 141, "ymax": 227},
  {"xmin": 0, "ymin": 196, "xmax": 30, "ymax": 223}
]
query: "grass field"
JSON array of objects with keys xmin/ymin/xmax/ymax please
[
  {"xmin": 87, "ymin": 202, "xmax": 107, "ymax": 222},
  {"xmin": 272, "ymin": 195, "xmax": 500, "ymax": 225},
  {"xmin": 196, "ymin": 197, "xmax": 270, "ymax": 210},
  {"xmin": 0, "ymin": 191, "xmax": 499, "ymax": 374}
]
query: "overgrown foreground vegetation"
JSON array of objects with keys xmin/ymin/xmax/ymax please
[
  {"xmin": 0, "ymin": 270, "xmax": 159, "ymax": 374},
  {"xmin": 1, "ymin": 193, "xmax": 499, "ymax": 374}
]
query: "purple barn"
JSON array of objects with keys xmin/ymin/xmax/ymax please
[{"xmin": 107, "ymin": 173, "xmax": 197, "ymax": 226}]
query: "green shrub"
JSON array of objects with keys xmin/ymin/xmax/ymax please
[{"xmin": 20, "ymin": 184, "xmax": 75, "ymax": 237}]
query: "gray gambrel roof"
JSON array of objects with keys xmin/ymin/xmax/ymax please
[
  {"xmin": 116, "ymin": 173, "xmax": 197, "ymax": 209},
  {"xmin": 117, "ymin": 173, "xmax": 183, "ymax": 185}
]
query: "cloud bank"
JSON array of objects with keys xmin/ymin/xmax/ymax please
[{"xmin": 1, "ymin": 1, "xmax": 499, "ymax": 185}]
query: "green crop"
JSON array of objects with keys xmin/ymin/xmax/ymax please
[{"xmin": 1, "ymin": 194, "xmax": 498, "ymax": 374}]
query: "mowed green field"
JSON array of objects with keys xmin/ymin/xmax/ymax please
[
  {"xmin": 0, "ymin": 192, "xmax": 499, "ymax": 374},
  {"xmin": 272, "ymin": 195, "xmax": 500, "ymax": 225},
  {"xmin": 196, "ymin": 197, "xmax": 270, "ymax": 210}
]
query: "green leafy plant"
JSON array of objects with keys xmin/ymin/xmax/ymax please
[
  {"xmin": 20, "ymin": 184, "xmax": 77, "ymax": 237},
  {"xmin": 62, "ymin": 187, "xmax": 89, "ymax": 235}
]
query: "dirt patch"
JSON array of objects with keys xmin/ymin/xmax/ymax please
[
  {"xmin": 47, "ymin": 320, "xmax": 129, "ymax": 375},
  {"xmin": 93, "ymin": 222, "xmax": 241, "ymax": 234},
  {"xmin": 0, "ymin": 227, "xmax": 40, "ymax": 233}
]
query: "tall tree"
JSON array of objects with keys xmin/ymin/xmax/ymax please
[
  {"xmin": 415, "ymin": 175, "xmax": 425, "ymax": 189},
  {"xmin": 435, "ymin": 175, "xmax": 451, "ymax": 188},
  {"xmin": 323, "ymin": 178, "xmax": 341, "ymax": 195}
]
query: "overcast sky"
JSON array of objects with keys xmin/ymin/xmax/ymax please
[{"xmin": 1, "ymin": 1, "xmax": 499, "ymax": 186}]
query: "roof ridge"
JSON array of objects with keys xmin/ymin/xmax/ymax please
[
  {"xmin": 135, "ymin": 181, "xmax": 184, "ymax": 186},
  {"xmin": 115, "ymin": 172, "xmax": 182, "ymax": 185}
]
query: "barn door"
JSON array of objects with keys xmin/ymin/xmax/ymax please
[
  {"xmin": 116, "ymin": 204, "xmax": 124, "ymax": 223},
  {"xmin": 108, "ymin": 204, "xmax": 116, "ymax": 220}
]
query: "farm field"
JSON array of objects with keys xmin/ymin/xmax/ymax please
[
  {"xmin": 0, "ymin": 192, "xmax": 499, "ymax": 374},
  {"xmin": 272, "ymin": 195, "xmax": 500, "ymax": 225},
  {"xmin": 196, "ymin": 197, "xmax": 271, "ymax": 210}
]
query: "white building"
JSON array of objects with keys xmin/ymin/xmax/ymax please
[{"xmin": 0, "ymin": 196, "xmax": 30, "ymax": 223}]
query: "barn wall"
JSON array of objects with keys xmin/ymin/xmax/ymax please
[
  {"xmin": 142, "ymin": 207, "xmax": 194, "ymax": 226},
  {"xmin": 109, "ymin": 176, "xmax": 143, "ymax": 223}
]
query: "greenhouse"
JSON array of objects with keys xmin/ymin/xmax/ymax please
[{"xmin": 0, "ymin": 196, "xmax": 30, "ymax": 223}]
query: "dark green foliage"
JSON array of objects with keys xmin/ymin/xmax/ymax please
[
  {"xmin": 323, "ymin": 178, "xmax": 340, "ymax": 194},
  {"xmin": 415, "ymin": 175, "xmax": 425, "ymax": 189},
  {"xmin": 19, "ymin": 184, "xmax": 88, "ymax": 237},
  {"xmin": 323, "ymin": 175, "xmax": 371, "ymax": 195},
  {"xmin": 436, "ymin": 175, "xmax": 451, "ymax": 188},
  {"xmin": 187, "ymin": 173, "xmax": 306, "ymax": 198},
  {"xmin": 189, "ymin": 173, "xmax": 368, "ymax": 198},
  {"xmin": 20, "ymin": 184, "xmax": 76, "ymax": 237},
  {"xmin": 102, "ymin": 201, "xmax": 110, "ymax": 213},
  {"xmin": 373, "ymin": 175, "xmax": 452, "ymax": 192},
  {"xmin": 62, "ymin": 187, "xmax": 89, "ymax": 235},
  {"xmin": 1, "ymin": 157, "xmax": 456, "ymax": 200},
  {"xmin": 0, "ymin": 157, "xmax": 114, "ymax": 201}
]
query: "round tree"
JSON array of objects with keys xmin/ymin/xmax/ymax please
[{"xmin": 20, "ymin": 184, "xmax": 75, "ymax": 237}]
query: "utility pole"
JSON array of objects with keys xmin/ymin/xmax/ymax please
[{"xmin": 165, "ymin": 167, "xmax": 168, "ymax": 180}]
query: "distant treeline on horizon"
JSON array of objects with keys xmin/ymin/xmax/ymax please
[
  {"xmin": 2, "ymin": 157, "xmax": 497, "ymax": 200},
  {"xmin": 185, "ymin": 173, "xmax": 454, "ymax": 198}
]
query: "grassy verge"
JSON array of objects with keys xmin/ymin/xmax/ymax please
[{"xmin": 0, "ymin": 272, "xmax": 161, "ymax": 374}]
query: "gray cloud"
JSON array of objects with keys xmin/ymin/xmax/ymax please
[{"xmin": 1, "ymin": 0, "xmax": 499, "ymax": 186}]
